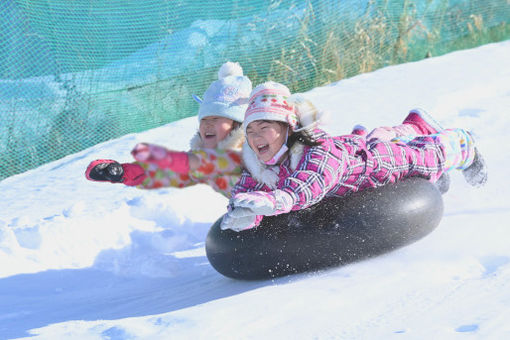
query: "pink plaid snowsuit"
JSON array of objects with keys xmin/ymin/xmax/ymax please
[{"xmin": 232, "ymin": 128, "xmax": 450, "ymax": 214}]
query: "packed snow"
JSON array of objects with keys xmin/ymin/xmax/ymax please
[{"xmin": 1, "ymin": 40, "xmax": 510, "ymax": 339}]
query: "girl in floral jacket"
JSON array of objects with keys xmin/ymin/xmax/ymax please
[
  {"xmin": 220, "ymin": 82, "xmax": 487, "ymax": 231},
  {"xmin": 85, "ymin": 62, "xmax": 251, "ymax": 198}
]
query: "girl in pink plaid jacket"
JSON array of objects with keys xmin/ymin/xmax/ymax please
[{"xmin": 220, "ymin": 82, "xmax": 487, "ymax": 232}]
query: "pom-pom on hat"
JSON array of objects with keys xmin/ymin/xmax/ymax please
[
  {"xmin": 196, "ymin": 61, "xmax": 252, "ymax": 123},
  {"xmin": 243, "ymin": 81, "xmax": 299, "ymax": 132}
]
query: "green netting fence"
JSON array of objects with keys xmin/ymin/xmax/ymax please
[{"xmin": 1, "ymin": 0, "xmax": 509, "ymax": 181}]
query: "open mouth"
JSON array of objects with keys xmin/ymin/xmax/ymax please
[
  {"xmin": 204, "ymin": 132, "xmax": 216, "ymax": 139},
  {"xmin": 256, "ymin": 144, "xmax": 269, "ymax": 154}
]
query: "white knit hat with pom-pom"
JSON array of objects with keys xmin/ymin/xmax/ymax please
[{"xmin": 196, "ymin": 61, "xmax": 252, "ymax": 123}]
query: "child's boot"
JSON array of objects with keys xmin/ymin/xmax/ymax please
[
  {"xmin": 436, "ymin": 129, "xmax": 487, "ymax": 187},
  {"xmin": 462, "ymin": 147, "xmax": 487, "ymax": 187},
  {"xmin": 351, "ymin": 124, "xmax": 368, "ymax": 137},
  {"xmin": 367, "ymin": 108, "xmax": 443, "ymax": 142},
  {"xmin": 401, "ymin": 108, "xmax": 443, "ymax": 135},
  {"xmin": 435, "ymin": 172, "xmax": 450, "ymax": 194},
  {"xmin": 85, "ymin": 160, "xmax": 146, "ymax": 186}
]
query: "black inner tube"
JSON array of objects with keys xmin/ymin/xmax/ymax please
[{"xmin": 206, "ymin": 177, "xmax": 444, "ymax": 280}]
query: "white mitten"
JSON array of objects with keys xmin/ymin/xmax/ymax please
[
  {"xmin": 220, "ymin": 210, "xmax": 257, "ymax": 232},
  {"xmin": 232, "ymin": 192, "xmax": 276, "ymax": 216},
  {"xmin": 220, "ymin": 191, "xmax": 294, "ymax": 232},
  {"xmin": 231, "ymin": 190, "xmax": 294, "ymax": 216}
]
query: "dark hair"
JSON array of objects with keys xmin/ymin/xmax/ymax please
[
  {"xmin": 272, "ymin": 121, "xmax": 321, "ymax": 148},
  {"xmin": 232, "ymin": 121, "xmax": 242, "ymax": 130},
  {"xmin": 288, "ymin": 130, "xmax": 322, "ymax": 148}
]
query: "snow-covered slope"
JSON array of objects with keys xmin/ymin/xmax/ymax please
[{"xmin": 1, "ymin": 40, "xmax": 509, "ymax": 339}]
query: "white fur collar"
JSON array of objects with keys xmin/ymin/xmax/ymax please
[
  {"xmin": 242, "ymin": 141, "xmax": 305, "ymax": 189},
  {"xmin": 189, "ymin": 127, "xmax": 245, "ymax": 151}
]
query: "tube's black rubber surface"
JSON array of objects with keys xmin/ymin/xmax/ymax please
[{"xmin": 206, "ymin": 178, "xmax": 443, "ymax": 280}]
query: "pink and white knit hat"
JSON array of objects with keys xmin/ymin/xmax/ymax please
[{"xmin": 243, "ymin": 81, "xmax": 298, "ymax": 132}]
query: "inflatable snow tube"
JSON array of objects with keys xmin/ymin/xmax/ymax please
[{"xmin": 206, "ymin": 178, "xmax": 443, "ymax": 280}]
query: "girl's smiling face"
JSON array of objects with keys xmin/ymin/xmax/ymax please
[
  {"xmin": 199, "ymin": 116, "xmax": 235, "ymax": 149},
  {"xmin": 246, "ymin": 120, "xmax": 288, "ymax": 163}
]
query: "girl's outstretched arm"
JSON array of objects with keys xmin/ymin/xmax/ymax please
[{"xmin": 132, "ymin": 143, "xmax": 242, "ymax": 196}]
